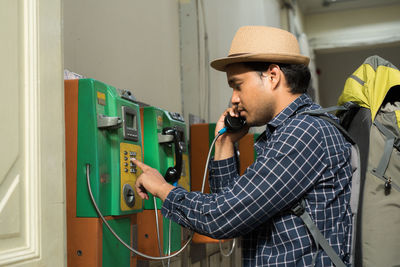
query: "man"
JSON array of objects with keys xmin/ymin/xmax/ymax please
[{"xmin": 133, "ymin": 26, "xmax": 352, "ymax": 266}]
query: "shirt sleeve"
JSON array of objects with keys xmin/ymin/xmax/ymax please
[
  {"xmin": 208, "ymin": 156, "xmax": 239, "ymax": 193},
  {"xmin": 161, "ymin": 123, "xmax": 328, "ymax": 239}
]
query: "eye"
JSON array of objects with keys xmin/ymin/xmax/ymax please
[{"xmin": 234, "ymin": 83, "xmax": 243, "ymax": 90}]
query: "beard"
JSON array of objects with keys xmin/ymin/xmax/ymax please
[{"xmin": 246, "ymin": 101, "xmax": 275, "ymax": 127}]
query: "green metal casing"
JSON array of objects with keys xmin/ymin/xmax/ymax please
[
  {"xmin": 102, "ymin": 218, "xmax": 132, "ymax": 266},
  {"xmin": 142, "ymin": 106, "xmax": 191, "ymax": 208},
  {"xmin": 76, "ymin": 78, "xmax": 143, "ymax": 217},
  {"xmin": 141, "ymin": 106, "xmax": 191, "ymax": 254}
]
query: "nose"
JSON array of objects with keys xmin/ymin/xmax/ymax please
[{"xmin": 231, "ymin": 90, "xmax": 240, "ymax": 106}]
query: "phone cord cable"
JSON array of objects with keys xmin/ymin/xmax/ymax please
[
  {"xmin": 168, "ymin": 218, "xmax": 172, "ymax": 267},
  {"xmin": 202, "ymin": 131, "xmax": 236, "ymax": 257},
  {"xmin": 154, "ymin": 197, "xmax": 166, "ymax": 267},
  {"xmin": 219, "ymin": 238, "xmax": 236, "ymax": 257}
]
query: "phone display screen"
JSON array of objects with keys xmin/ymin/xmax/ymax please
[
  {"xmin": 122, "ymin": 106, "xmax": 138, "ymax": 141},
  {"xmin": 125, "ymin": 113, "xmax": 137, "ymax": 130}
]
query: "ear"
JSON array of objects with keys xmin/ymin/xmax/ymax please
[{"xmin": 267, "ymin": 64, "xmax": 282, "ymax": 90}]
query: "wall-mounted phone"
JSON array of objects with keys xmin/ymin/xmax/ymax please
[
  {"xmin": 75, "ymin": 79, "xmax": 144, "ymax": 217},
  {"xmin": 65, "ymin": 79, "xmax": 143, "ymax": 267},
  {"xmin": 137, "ymin": 106, "xmax": 191, "ymax": 257},
  {"xmin": 141, "ymin": 107, "xmax": 190, "ymax": 208}
]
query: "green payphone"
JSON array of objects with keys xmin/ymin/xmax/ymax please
[
  {"xmin": 67, "ymin": 79, "xmax": 194, "ymax": 266},
  {"xmin": 76, "ymin": 78, "xmax": 143, "ymax": 217},
  {"xmin": 66, "ymin": 78, "xmax": 145, "ymax": 267},
  {"xmin": 140, "ymin": 106, "xmax": 191, "ymax": 255}
]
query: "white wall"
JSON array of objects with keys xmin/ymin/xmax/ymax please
[
  {"xmin": 64, "ymin": 0, "xmax": 182, "ymax": 113},
  {"xmin": 0, "ymin": 0, "xmax": 65, "ymax": 266},
  {"xmin": 305, "ymin": 4, "xmax": 400, "ymax": 50},
  {"xmin": 64, "ymin": 0, "xmax": 284, "ymax": 124}
]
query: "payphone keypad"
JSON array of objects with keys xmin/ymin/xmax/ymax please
[{"xmin": 120, "ymin": 142, "xmax": 143, "ymax": 211}]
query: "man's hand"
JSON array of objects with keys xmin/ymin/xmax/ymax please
[
  {"xmin": 132, "ymin": 158, "xmax": 174, "ymax": 201},
  {"xmin": 214, "ymin": 107, "xmax": 249, "ymax": 160}
]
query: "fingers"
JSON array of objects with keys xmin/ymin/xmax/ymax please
[
  {"xmin": 132, "ymin": 158, "xmax": 173, "ymax": 201},
  {"xmin": 132, "ymin": 158, "xmax": 150, "ymax": 200},
  {"xmin": 220, "ymin": 108, "xmax": 237, "ymax": 122},
  {"xmin": 135, "ymin": 181, "xmax": 149, "ymax": 200},
  {"xmin": 131, "ymin": 157, "xmax": 147, "ymax": 171},
  {"xmin": 225, "ymin": 107, "xmax": 239, "ymax": 117}
]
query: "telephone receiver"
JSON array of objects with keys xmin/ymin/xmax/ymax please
[
  {"xmin": 224, "ymin": 113, "xmax": 247, "ymax": 133},
  {"xmin": 162, "ymin": 127, "xmax": 183, "ymax": 184}
]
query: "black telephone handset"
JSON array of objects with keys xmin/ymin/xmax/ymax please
[
  {"xmin": 224, "ymin": 113, "xmax": 246, "ymax": 133},
  {"xmin": 162, "ymin": 127, "xmax": 183, "ymax": 184}
]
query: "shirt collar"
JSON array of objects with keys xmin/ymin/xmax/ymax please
[{"xmin": 268, "ymin": 94, "xmax": 313, "ymax": 129}]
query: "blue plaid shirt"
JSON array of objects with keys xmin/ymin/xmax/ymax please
[{"xmin": 162, "ymin": 94, "xmax": 352, "ymax": 266}]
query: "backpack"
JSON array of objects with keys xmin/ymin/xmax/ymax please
[
  {"xmin": 293, "ymin": 55, "xmax": 400, "ymax": 267},
  {"xmin": 338, "ymin": 55, "xmax": 400, "ymax": 267}
]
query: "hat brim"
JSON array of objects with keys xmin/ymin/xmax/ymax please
[{"xmin": 210, "ymin": 53, "xmax": 310, "ymax": 71}]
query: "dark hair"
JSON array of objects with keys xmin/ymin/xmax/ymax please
[{"xmin": 242, "ymin": 62, "xmax": 311, "ymax": 94}]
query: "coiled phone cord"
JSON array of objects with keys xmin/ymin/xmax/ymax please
[{"xmin": 86, "ymin": 164, "xmax": 193, "ymax": 261}]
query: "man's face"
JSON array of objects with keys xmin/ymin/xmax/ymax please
[{"xmin": 226, "ymin": 63, "xmax": 276, "ymax": 126}]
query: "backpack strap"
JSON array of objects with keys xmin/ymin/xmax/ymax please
[
  {"xmin": 291, "ymin": 200, "xmax": 346, "ymax": 267},
  {"xmin": 300, "ymin": 107, "xmax": 356, "ymax": 145},
  {"xmin": 300, "ymin": 105, "xmax": 348, "ymax": 115},
  {"xmin": 371, "ymin": 120, "xmax": 400, "ymax": 194},
  {"xmin": 295, "ymin": 106, "xmax": 360, "ymax": 266}
]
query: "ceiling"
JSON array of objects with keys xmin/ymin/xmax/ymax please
[{"xmin": 298, "ymin": 0, "xmax": 400, "ymax": 14}]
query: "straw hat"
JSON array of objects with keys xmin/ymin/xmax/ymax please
[{"xmin": 210, "ymin": 26, "xmax": 310, "ymax": 71}]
